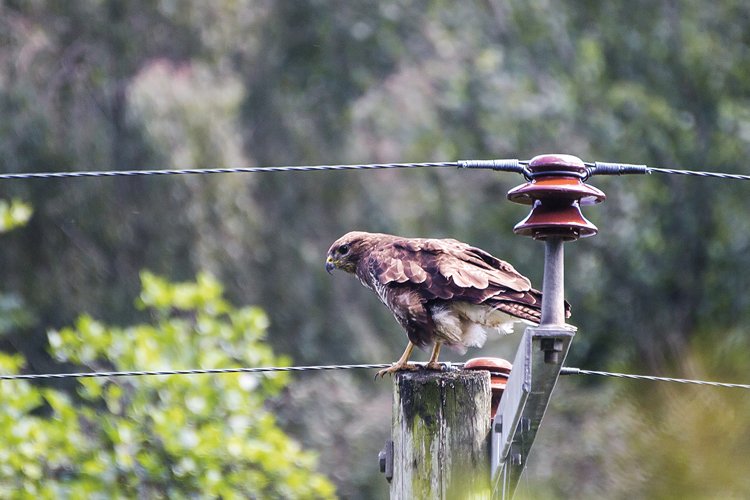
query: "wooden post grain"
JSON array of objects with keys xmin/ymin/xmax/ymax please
[{"xmin": 390, "ymin": 370, "xmax": 491, "ymax": 499}]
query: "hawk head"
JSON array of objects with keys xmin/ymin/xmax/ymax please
[{"xmin": 325, "ymin": 231, "xmax": 374, "ymax": 274}]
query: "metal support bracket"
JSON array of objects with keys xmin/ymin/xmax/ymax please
[{"xmin": 491, "ymin": 325, "xmax": 576, "ymax": 498}]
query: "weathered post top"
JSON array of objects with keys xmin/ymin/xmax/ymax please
[{"xmin": 390, "ymin": 370, "xmax": 492, "ymax": 500}]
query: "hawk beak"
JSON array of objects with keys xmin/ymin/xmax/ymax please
[{"xmin": 325, "ymin": 257, "xmax": 336, "ymax": 274}]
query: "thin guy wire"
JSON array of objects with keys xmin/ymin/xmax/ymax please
[
  {"xmin": 561, "ymin": 367, "xmax": 750, "ymax": 390},
  {"xmin": 0, "ymin": 162, "xmax": 460, "ymax": 180},
  {"xmin": 647, "ymin": 167, "xmax": 750, "ymax": 181},
  {"xmin": 0, "ymin": 363, "xmax": 393, "ymax": 381}
]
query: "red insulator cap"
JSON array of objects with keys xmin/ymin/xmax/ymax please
[
  {"xmin": 507, "ymin": 154, "xmax": 605, "ymax": 240},
  {"xmin": 508, "ymin": 178, "xmax": 606, "ymax": 206},
  {"xmin": 528, "ymin": 153, "xmax": 588, "ymax": 175},
  {"xmin": 464, "ymin": 357, "xmax": 512, "ymax": 418}
]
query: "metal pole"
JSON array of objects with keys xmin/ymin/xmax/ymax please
[{"xmin": 540, "ymin": 237, "xmax": 565, "ymax": 327}]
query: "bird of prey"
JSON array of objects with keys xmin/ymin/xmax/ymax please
[{"xmin": 325, "ymin": 231, "xmax": 568, "ymax": 378}]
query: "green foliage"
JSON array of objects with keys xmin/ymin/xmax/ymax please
[
  {"xmin": 0, "ymin": 199, "xmax": 32, "ymax": 234},
  {"xmin": 0, "ymin": 272, "xmax": 335, "ymax": 499}
]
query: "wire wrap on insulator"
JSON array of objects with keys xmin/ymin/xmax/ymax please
[
  {"xmin": 586, "ymin": 162, "xmax": 650, "ymax": 179},
  {"xmin": 457, "ymin": 159, "xmax": 527, "ymax": 176}
]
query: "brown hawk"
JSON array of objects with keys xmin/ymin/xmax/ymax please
[{"xmin": 325, "ymin": 231, "xmax": 569, "ymax": 378}]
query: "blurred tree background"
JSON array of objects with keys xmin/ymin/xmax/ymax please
[{"xmin": 2, "ymin": 0, "xmax": 750, "ymax": 497}]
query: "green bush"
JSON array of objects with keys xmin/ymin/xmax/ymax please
[{"xmin": 0, "ymin": 272, "xmax": 336, "ymax": 499}]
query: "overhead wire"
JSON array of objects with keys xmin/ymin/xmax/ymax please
[
  {"xmin": 0, "ymin": 161, "xmax": 461, "ymax": 180},
  {"xmin": 0, "ymin": 158, "xmax": 749, "ymax": 181},
  {"xmin": 560, "ymin": 367, "xmax": 750, "ymax": 390},
  {"xmin": 0, "ymin": 363, "xmax": 394, "ymax": 381},
  {"xmin": 0, "ymin": 363, "xmax": 748, "ymax": 391},
  {"xmin": 646, "ymin": 166, "xmax": 750, "ymax": 181}
]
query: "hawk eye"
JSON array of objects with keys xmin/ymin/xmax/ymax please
[{"xmin": 338, "ymin": 244, "xmax": 350, "ymax": 255}]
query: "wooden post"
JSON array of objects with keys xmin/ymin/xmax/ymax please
[{"xmin": 390, "ymin": 370, "xmax": 492, "ymax": 499}]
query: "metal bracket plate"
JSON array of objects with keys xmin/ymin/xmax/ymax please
[{"xmin": 491, "ymin": 325, "xmax": 576, "ymax": 498}]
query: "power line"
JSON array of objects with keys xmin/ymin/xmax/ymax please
[
  {"xmin": 0, "ymin": 363, "xmax": 746, "ymax": 390},
  {"xmin": 647, "ymin": 167, "xmax": 750, "ymax": 181},
  {"xmin": 587, "ymin": 162, "xmax": 750, "ymax": 181},
  {"xmin": 0, "ymin": 362, "xmax": 467, "ymax": 381},
  {"xmin": 1, "ymin": 158, "xmax": 748, "ymax": 181},
  {"xmin": 0, "ymin": 363, "xmax": 393, "ymax": 381},
  {"xmin": 0, "ymin": 162, "xmax": 461, "ymax": 180},
  {"xmin": 0, "ymin": 159, "xmax": 527, "ymax": 180},
  {"xmin": 561, "ymin": 367, "xmax": 750, "ymax": 390}
]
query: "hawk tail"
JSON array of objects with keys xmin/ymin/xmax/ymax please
[{"xmin": 489, "ymin": 288, "xmax": 571, "ymax": 325}]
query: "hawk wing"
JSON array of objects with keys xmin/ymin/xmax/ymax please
[{"xmin": 364, "ymin": 237, "xmax": 544, "ymax": 323}]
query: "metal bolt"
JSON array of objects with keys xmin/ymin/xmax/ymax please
[
  {"xmin": 540, "ymin": 338, "xmax": 564, "ymax": 364},
  {"xmin": 378, "ymin": 439, "xmax": 394, "ymax": 483},
  {"xmin": 493, "ymin": 416, "xmax": 503, "ymax": 434}
]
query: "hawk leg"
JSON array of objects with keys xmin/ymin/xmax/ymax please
[
  {"xmin": 425, "ymin": 342, "xmax": 443, "ymax": 371},
  {"xmin": 376, "ymin": 341, "xmax": 418, "ymax": 378}
]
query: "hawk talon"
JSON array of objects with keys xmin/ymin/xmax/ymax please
[
  {"xmin": 375, "ymin": 362, "xmax": 419, "ymax": 379},
  {"xmin": 424, "ymin": 361, "xmax": 443, "ymax": 371}
]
